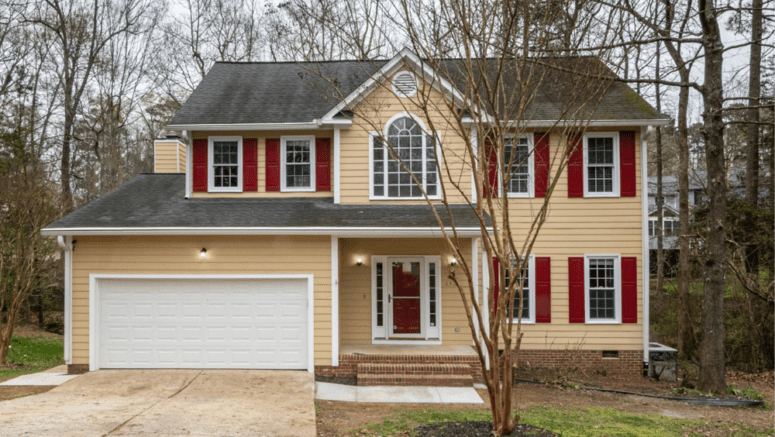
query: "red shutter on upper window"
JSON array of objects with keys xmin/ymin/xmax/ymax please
[
  {"xmin": 265, "ymin": 138, "xmax": 280, "ymax": 192},
  {"xmin": 620, "ymin": 131, "xmax": 636, "ymax": 197},
  {"xmin": 243, "ymin": 138, "xmax": 258, "ymax": 191},
  {"xmin": 567, "ymin": 135, "xmax": 583, "ymax": 197},
  {"xmin": 492, "ymin": 256, "xmax": 500, "ymax": 312},
  {"xmin": 484, "ymin": 138, "xmax": 499, "ymax": 198},
  {"xmin": 534, "ymin": 133, "xmax": 550, "ymax": 198},
  {"xmin": 621, "ymin": 256, "xmax": 638, "ymax": 323},
  {"xmin": 535, "ymin": 257, "xmax": 551, "ymax": 323},
  {"xmin": 316, "ymin": 138, "xmax": 331, "ymax": 191},
  {"xmin": 568, "ymin": 257, "xmax": 585, "ymax": 323},
  {"xmin": 193, "ymin": 139, "xmax": 208, "ymax": 192}
]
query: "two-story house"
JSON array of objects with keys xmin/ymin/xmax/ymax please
[{"xmin": 43, "ymin": 49, "xmax": 669, "ymax": 385}]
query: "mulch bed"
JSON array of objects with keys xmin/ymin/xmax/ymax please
[{"xmin": 413, "ymin": 422, "xmax": 558, "ymax": 437}]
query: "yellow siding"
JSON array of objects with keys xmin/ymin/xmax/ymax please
[
  {"xmin": 177, "ymin": 142, "xmax": 187, "ymax": 173},
  {"xmin": 339, "ymin": 238, "xmax": 479, "ymax": 346},
  {"xmin": 70, "ymin": 235, "xmax": 333, "ymax": 366},
  {"xmin": 154, "ymin": 140, "xmax": 182, "ymax": 173},
  {"xmin": 340, "ymin": 69, "xmax": 472, "ymax": 205},
  {"xmin": 190, "ymin": 130, "xmax": 333, "ymax": 198}
]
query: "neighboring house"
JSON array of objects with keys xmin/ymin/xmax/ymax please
[
  {"xmin": 43, "ymin": 49, "xmax": 670, "ymax": 384},
  {"xmin": 646, "ymin": 175, "xmax": 704, "ymax": 253}
]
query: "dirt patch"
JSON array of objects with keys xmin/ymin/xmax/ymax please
[
  {"xmin": 11, "ymin": 324, "xmax": 61, "ymax": 339},
  {"xmin": 0, "ymin": 386, "xmax": 56, "ymax": 402},
  {"xmin": 317, "ymin": 376, "xmax": 775, "ymax": 437},
  {"xmin": 414, "ymin": 422, "xmax": 557, "ymax": 436}
]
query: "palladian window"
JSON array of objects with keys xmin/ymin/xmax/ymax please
[{"xmin": 372, "ymin": 116, "xmax": 438, "ymax": 198}]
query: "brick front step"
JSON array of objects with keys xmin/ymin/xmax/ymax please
[
  {"xmin": 357, "ymin": 363, "xmax": 472, "ymax": 376},
  {"xmin": 357, "ymin": 373, "xmax": 474, "ymax": 387}
]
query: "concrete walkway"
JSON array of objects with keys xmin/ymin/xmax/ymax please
[
  {"xmin": 0, "ymin": 365, "xmax": 79, "ymax": 386},
  {"xmin": 316, "ymin": 382, "xmax": 484, "ymax": 404},
  {"xmin": 0, "ymin": 369, "xmax": 316, "ymax": 437}
]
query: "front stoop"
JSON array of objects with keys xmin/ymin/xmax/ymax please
[{"xmin": 356, "ymin": 363, "xmax": 474, "ymax": 387}]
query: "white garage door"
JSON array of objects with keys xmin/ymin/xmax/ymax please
[{"xmin": 96, "ymin": 277, "xmax": 308, "ymax": 369}]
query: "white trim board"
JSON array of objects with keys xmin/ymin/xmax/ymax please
[
  {"xmin": 331, "ymin": 236, "xmax": 339, "ymax": 367},
  {"xmin": 42, "ymin": 227, "xmax": 487, "ymax": 237},
  {"xmin": 88, "ymin": 273, "xmax": 315, "ymax": 373}
]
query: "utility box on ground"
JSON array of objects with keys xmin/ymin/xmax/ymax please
[{"xmin": 648, "ymin": 342, "xmax": 678, "ymax": 381}]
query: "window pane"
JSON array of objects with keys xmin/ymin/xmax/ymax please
[
  {"xmin": 285, "ymin": 139, "xmax": 311, "ymax": 188},
  {"xmin": 589, "ymin": 258, "xmax": 616, "ymax": 320}
]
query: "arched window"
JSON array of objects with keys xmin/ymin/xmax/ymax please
[{"xmin": 372, "ymin": 116, "xmax": 438, "ymax": 198}]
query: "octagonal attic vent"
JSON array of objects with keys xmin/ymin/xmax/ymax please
[{"xmin": 392, "ymin": 72, "xmax": 418, "ymax": 98}]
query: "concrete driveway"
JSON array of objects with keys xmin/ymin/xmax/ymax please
[{"xmin": 0, "ymin": 369, "xmax": 316, "ymax": 437}]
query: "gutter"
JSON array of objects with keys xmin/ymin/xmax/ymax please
[
  {"xmin": 41, "ymin": 227, "xmax": 488, "ymax": 238},
  {"xmin": 56, "ymin": 236, "xmax": 72, "ymax": 365},
  {"xmin": 461, "ymin": 118, "xmax": 673, "ymax": 128}
]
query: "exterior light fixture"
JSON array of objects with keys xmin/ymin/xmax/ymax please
[
  {"xmin": 200, "ymin": 248, "xmax": 207, "ymax": 258},
  {"xmin": 356, "ymin": 258, "xmax": 363, "ymax": 266},
  {"xmin": 450, "ymin": 258, "xmax": 457, "ymax": 266}
]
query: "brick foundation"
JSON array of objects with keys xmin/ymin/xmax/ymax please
[
  {"xmin": 514, "ymin": 350, "xmax": 643, "ymax": 375},
  {"xmin": 67, "ymin": 364, "xmax": 89, "ymax": 375}
]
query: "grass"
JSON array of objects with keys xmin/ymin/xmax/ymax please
[
  {"xmin": 728, "ymin": 385, "xmax": 766, "ymax": 401},
  {"xmin": 0, "ymin": 336, "xmax": 64, "ymax": 380},
  {"xmin": 357, "ymin": 406, "xmax": 774, "ymax": 437}
]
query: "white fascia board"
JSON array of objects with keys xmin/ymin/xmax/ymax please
[
  {"xmin": 41, "ymin": 227, "xmax": 488, "ymax": 238},
  {"xmin": 461, "ymin": 118, "xmax": 672, "ymax": 128},
  {"xmin": 166, "ymin": 121, "xmax": 351, "ymax": 131},
  {"xmin": 321, "ymin": 48, "xmax": 471, "ymax": 122}
]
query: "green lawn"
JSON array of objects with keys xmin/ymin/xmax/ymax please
[
  {"xmin": 359, "ymin": 406, "xmax": 775, "ymax": 437},
  {"xmin": 0, "ymin": 336, "xmax": 64, "ymax": 380}
]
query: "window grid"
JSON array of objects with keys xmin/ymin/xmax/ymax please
[
  {"xmin": 587, "ymin": 137, "xmax": 614, "ymax": 193},
  {"xmin": 505, "ymin": 137, "xmax": 530, "ymax": 194},
  {"xmin": 505, "ymin": 258, "xmax": 530, "ymax": 319},
  {"xmin": 588, "ymin": 258, "xmax": 615, "ymax": 319},
  {"xmin": 376, "ymin": 262, "xmax": 384, "ymax": 327},
  {"xmin": 372, "ymin": 117, "xmax": 438, "ymax": 198},
  {"xmin": 212, "ymin": 141, "xmax": 239, "ymax": 188},
  {"xmin": 285, "ymin": 140, "xmax": 311, "ymax": 188},
  {"xmin": 429, "ymin": 262, "xmax": 437, "ymax": 326}
]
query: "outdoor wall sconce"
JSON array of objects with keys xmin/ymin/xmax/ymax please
[
  {"xmin": 200, "ymin": 248, "xmax": 207, "ymax": 258},
  {"xmin": 450, "ymin": 258, "xmax": 457, "ymax": 266},
  {"xmin": 356, "ymin": 258, "xmax": 363, "ymax": 266}
]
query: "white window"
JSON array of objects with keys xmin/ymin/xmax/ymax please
[
  {"xmin": 505, "ymin": 255, "xmax": 535, "ymax": 323},
  {"xmin": 649, "ymin": 218, "xmax": 679, "ymax": 237},
  {"xmin": 585, "ymin": 255, "xmax": 621, "ymax": 323},
  {"xmin": 583, "ymin": 133, "xmax": 619, "ymax": 197},
  {"xmin": 208, "ymin": 136, "xmax": 243, "ymax": 192},
  {"xmin": 281, "ymin": 136, "xmax": 315, "ymax": 192},
  {"xmin": 648, "ymin": 219, "xmax": 657, "ymax": 237},
  {"xmin": 504, "ymin": 135, "xmax": 533, "ymax": 197},
  {"xmin": 370, "ymin": 115, "xmax": 439, "ymax": 199}
]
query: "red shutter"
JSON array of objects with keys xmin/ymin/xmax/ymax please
[
  {"xmin": 484, "ymin": 138, "xmax": 499, "ymax": 198},
  {"xmin": 492, "ymin": 257, "xmax": 500, "ymax": 312},
  {"xmin": 193, "ymin": 139, "xmax": 208, "ymax": 192},
  {"xmin": 265, "ymin": 138, "xmax": 280, "ymax": 192},
  {"xmin": 620, "ymin": 131, "xmax": 636, "ymax": 197},
  {"xmin": 534, "ymin": 133, "xmax": 550, "ymax": 198},
  {"xmin": 567, "ymin": 135, "xmax": 583, "ymax": 197},
  {"xmin": 316, "ymin": 138, "xmax": 331, "ymax": 191},
  {"xmin": 621, "ymin": 256, "xmax": 638, "ymax": 323},
  {"xmin": 243, "ymin": 138, "xmax": 258, "ymax": 191},
  {"xmin": 568, "ymin": 257, "xmax": 585, "ymax": 323},
  {"xmin": 535, "ymin": 257, "xmax": 551, "ymax": 323}
]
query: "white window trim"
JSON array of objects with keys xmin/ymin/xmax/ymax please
[
  {"xmin": 371, "ymin": 255, "xmax": 442, "ymax": 344},
  {"xmin": 584, "ymin": 254, "xmax": 622, "ymax": 324},
  {"xmin": 281, "ymin": 135, "xmax": 316, "ymax": 192},
  {"xmin": 509, "ymin": 254, "xmax": 536, "ymax": 324},
  {"xmin": 208, "ymin": 136, "xmax": 243, "ymax": 192},
  {"xmin": 583, "ymin": 132, "xmax": 620, "ymax": 198},
  {"xmin": 505, "ymin": 134, "xmax": 534, "ymax": 198},
  {"xmin": 368, "ymin": 113, "xmax": 442, "ymax": 201}
]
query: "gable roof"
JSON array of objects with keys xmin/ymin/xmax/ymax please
[
  {"xmin": 41, "ymin": 174, "xmax": 490, "ymax": 236},
  {"xmin": 168, "ymin": 51, "xmax": 669, "ymax": 129}
]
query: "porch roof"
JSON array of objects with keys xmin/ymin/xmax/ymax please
[{"xmin": 42, "ymin": 174, "xmax": 492, "ymax": 235}]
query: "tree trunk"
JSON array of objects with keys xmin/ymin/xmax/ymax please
[
  {"xmin": 61, "ymin": 86, "xmax": 75, "ymax": 213},
  {"xmin": 744, "ymin": 0, "xmax": 762, "ymax": 272},
  {"xmin": 697, "ymin": 0, "xmax": 727, "ymax": 394},
  {"xmin": 655, "ymin": 41, "xmax": 665, "ymax": 301},
  {"xmin": 677, "ymin": 76, "xmax": 696, "ymax": 361}
]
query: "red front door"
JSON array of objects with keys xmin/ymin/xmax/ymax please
[{"xmin": 391, "ymin": 260, "xmax": 422, "ymax": 334}]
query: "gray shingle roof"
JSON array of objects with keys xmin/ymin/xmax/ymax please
[
  {"xmin": 168, "ymin": 57, "xmax": 668, "ymax": 126},
  {"xmin": 43, "ymin": 174, "xmax": 490, "ymax": 231}
]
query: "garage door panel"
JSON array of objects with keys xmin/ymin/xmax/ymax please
[{"xmin": 98, "ymin": 278, "xmax": 308, "ymax": 369}]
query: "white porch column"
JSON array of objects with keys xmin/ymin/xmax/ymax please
[
  {"xmin": 331, "ymin": 236, "xmax": 340, "ymax": 366},
  {"xmin": 334, "ymin": 127, "xmax": 341, "ymax": 204}
]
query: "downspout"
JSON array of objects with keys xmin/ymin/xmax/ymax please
[
  {"xmin": 56, "ymin": 236, "xmax": 72, "ymax": 364},
  {"xmin": 183, "ymin": 130, "xmax": 192, "ymax": 199},
  {"xmin": 334, "ymin": 128, "xmax": 341, "ymax": 204},
  {"xmin": 641, "ymin": 126, "xmax": 651, "ymax": 375}
]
